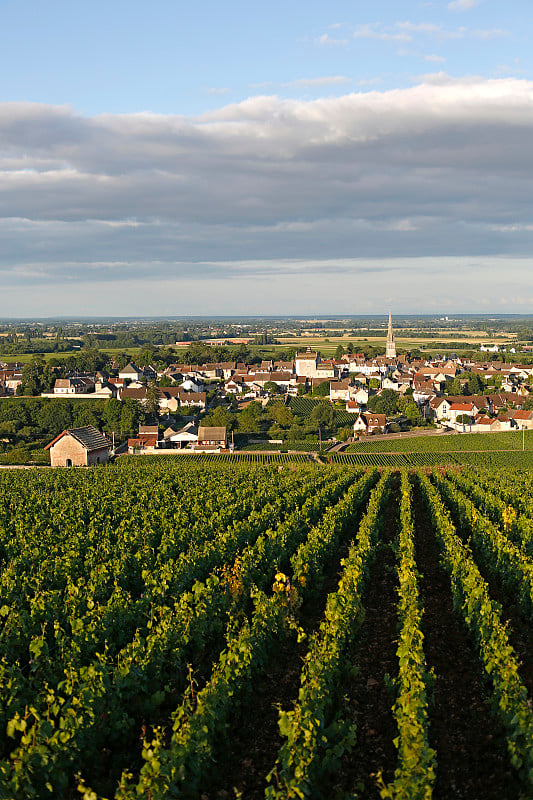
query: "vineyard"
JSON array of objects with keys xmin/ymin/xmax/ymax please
[
  {"xmin": 346, "ymin": 429, "xmax": 533, "ymax": 452},
  {"xmin": 1, "ymin": 460, "xmax": 533, "ymax": 798},
  {"xmin": 288, "ymin": 396, "xmax": 356, "ymax": 425}
]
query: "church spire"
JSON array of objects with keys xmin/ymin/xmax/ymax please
[{"xmin": 386, "ymin": 311, "xmax": 396, "ymax": 358}]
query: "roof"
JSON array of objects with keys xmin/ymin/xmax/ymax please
[
  {"xmin": 128, "ymin": 434, "xmax": 158, "ymax": 447},
  {"xmin": 198, "ymin": 426, "xmax": 227, "ymax": 442},
  {"xmin": 45, "ymin": 426, "xmax": 111, "ymax": 452},
  {"xmin": 364, "ymin": 414, "xmax": 387, "ymax": 425},
  {"xmin": 121, "ymin": 387, "xmax": 148, "ymax": 400},
  {"xmin": 449, "ymin": 403, "xmax": 474, "ymax": 411},
  {"xmin": 511, "ymin": 410, "xmax": 533, "ymax": 420},
  {"xmin": 120, "ymin": 362, "xmax": 141, "ymax": 374},
  {"xmin": 139, "ymin": 425, "xmax": 159, "ymax": 435}
]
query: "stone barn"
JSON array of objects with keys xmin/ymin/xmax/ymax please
[{"xmin": 45, "ymin": 426, "xmax": 111, "ymax": 467}]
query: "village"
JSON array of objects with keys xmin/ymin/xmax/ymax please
[{"xmin": 3, "ymin": 315, "xmax": 533, "ymax": 465}]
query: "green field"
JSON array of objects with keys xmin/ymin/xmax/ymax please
[
  {"xmin": 0, "ymin": 346, "xmax": 145, "ymax": 364},
  {"xmin": 1, "ymin": 459, "xmax": 533, "ymax": 798},
  {"xmin": 347, "ymin": 430, "xmax": 533, "ymax": 453}
]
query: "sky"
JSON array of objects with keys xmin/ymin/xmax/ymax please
[{"xmin": 1, "ymin": 0, "xmax": 533, "ymax": 316}]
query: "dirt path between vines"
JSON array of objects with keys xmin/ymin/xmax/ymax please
[
  {"xmin": 412, "ymin": 476, "xmax": 521, "ymax": 800},
  {"xmin": 207, "ymin": 479, "xmax": 377, "ymax": 800},
  {"xmin": 434, "ymin": 473, "xmax": 533, "ymax": 698},
  {"xmin": 331, "ymin": 473, "xmax": 400, "ymax": 799}
]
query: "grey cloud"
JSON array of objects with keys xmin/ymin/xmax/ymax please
[{"xmin": 1, "ymin": 77, "xmax": 533, "ymax": 301}]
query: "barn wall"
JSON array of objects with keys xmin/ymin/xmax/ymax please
[{"xmin": 49, "ymin": 436, "xmax": 88, "ymax": 467}]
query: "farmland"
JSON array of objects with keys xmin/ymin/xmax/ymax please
[{"xmin": 1, "ymin": 459, "xmax": 533, "ymax": 798}]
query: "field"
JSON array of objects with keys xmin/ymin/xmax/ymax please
[
  {"xmin": 2, "ymin": 459, "xmax": 533, "ymax": 798},
  {"xmin": 347, "ymin": 430, "xmax": 533, "ymax": 453},
  {"xmin": 0, "ymin": 347, "xmax": 144, "ymax": 365}
]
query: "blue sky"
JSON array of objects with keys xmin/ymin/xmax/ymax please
[{"xmin": 1, "ymin": 0, "xmax": 533, "ymax": 315}]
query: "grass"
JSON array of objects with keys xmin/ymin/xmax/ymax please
[{"xmin": 0, "ymin": 347, "xmax": 144, "ymax": 364}]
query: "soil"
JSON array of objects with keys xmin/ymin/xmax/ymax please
[
  {"xmin": 205, "ymin": 479, "xmax": 377, "ymax": 799},
  {"xmin": 434, "ymin": 475, "xmax": 533, "ymax": 697},
  {"xmin": 412, "ymin": 476, "xmax": 522, "ymax": 800},
  {"xmin": 331, "ymin": 473, "xmax": 400, "ymax": 799}
]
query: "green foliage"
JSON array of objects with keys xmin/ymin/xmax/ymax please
[{"xmin": 311, "ymin": 381, "xmax": 330, "ymax": 397}]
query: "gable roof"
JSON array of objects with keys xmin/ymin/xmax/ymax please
[
  {"xmin": 198, "ymin": 426, "xmax": 227, "ymax": 442},
  {"xmin": 45, "ymin": 426, "xmax": 110, "ymax": 452}
]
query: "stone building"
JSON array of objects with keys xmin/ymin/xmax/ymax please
[
  {"xmin": 45, "ymin": 426, "xmax": 111, "ymax": 467},
  {"xmin": 295, "ymin": 351, "xmax": 319, "ymax": 378}
]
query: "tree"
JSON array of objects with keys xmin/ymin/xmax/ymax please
[
  {"xmin": 264, "ymin": 381, "xmax": 281, "ymax": 395},
  {"xmin": 467, "ymin": 374, "xmax": 484, "ymax": 395},
  {"xmin": 145, "ymin": 381, "xmax": 161, "ymax": 419},
  {"xmin": 269, "ymin": 404, "xmax": 294, "ymax": 427},
  {"xmin": 399, "ymin": 398, "xmax": 422, "ymax": 426},
  {"xmin": 237, "ymin": 402, "xmax": 263, "ymax": 434},
  {"xmin": 312, "ymin": 381, "xmax": 330, "ymax": 397},
  {"xmin": 102, "ymin": 398, "xmax": 123, "ymax": 435},
  {"xmin": 268, "ymin": 423, "xmax": 285, "ymax": 439},
  {"xmin": 139, "ymin": 344, "xmax": 159, "ymax": 366},
  {"xmin": 120, "ymin": 399, "xmax": 145, "ymax": 437},
  {"xmin": 20, "ymin": 356, "xmax": 52, "ymax": 396},
  {"xmin": 202, "ymin": 406, "xmax": 236, "ymax": 431},
  {"xmin": 367, "ymin": 389, "xmax": 399, "ymax": 416},
  {"xmin": 338, "ymin": 425, "xmax": 354, "ymax": 441},
  {"xmin": 335, "ymin": 344, "xmax": 344, "ymax": 359},
  {"xmin": 449, "ymin": 377, "xmax": 463, "ymax": 396},
  {"xmin": 310, "ymin": 401, "xmax": 335, "ymax": 429}
]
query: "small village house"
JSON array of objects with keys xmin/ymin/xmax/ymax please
[{"xmin": 45, "ymin": 426, "xmax": 111, "ymax": 467}]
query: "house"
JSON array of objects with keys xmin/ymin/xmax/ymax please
[
  {"xmin": 128, "ymin": 433, "xmax": 159, "ymax": 453},
  {"xmin": 119, "ymin": 363, "xmax": 144, "ymax": 382},
  {"xmin": 0, "ymin": 368, "xmax": 23, "ymax": 394},
  {"xmin": 345, "ymin": 400, "xmax": 360, "ymax": 413},
  {"xmin": 352, "ymin": 387, "xmax": 370, "ymax": 405},
  {"xmin": 180, "ymin": 378, "xmax": 204, "ymax": 393},
  {"xmin": 53, "ymin": 378, "xmax": 94, "ymax": 395},
  {"xmin": 45, "ymin": 426, "xmax": 111, "ymax": 467},
  {"xmin": 93, "ymin": 381, "xmax": 116, "ymax": 398},
  {"xmin": 138, "ymin": 425, "xmax": 159, "ymax": 436},
  {"xmin": 329, "ymin": 379, "xmax": 352, "ymax": 402},
  {"xmin": 166, "ymin": 421, "xmax": 199, "ymax": 448},
  {"xmin": 120, "ymin": 386, "xmax": 148, "ymax": 403},
  {"xmin": 353, "ymin": 413, "xmax": 387, "ymax": 434},
  {"xmin": 448, "ymin": 403, "xmax": 476, "ymax": 424},
  {"xmin": 510, "ymin": 410, "xmax": 533, "ymax": 430},
  {"xmin": 195, "ymin": 426, "xmax": 227, "ymax": 451},
  {"xmin": 472, "ymin": 415, "xmax": 513, "ymax": 432},
  {"xmin": 364, "ymin": 413, "xmax": 387, "ymax": 433},
  {"xmin": 295, "ymin": 352, "xmax": 319, "ymax": 378}
]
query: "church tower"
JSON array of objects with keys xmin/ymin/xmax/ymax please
[{"xmin": 386, "ymin": 312, "xmax": 396, "ymax": 359}]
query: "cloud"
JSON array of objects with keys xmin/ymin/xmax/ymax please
[
  {"xmin": 353, "ymin": 24, "xmax": 411, "ymax": 41},
  {"xmin": 448, "ymin": 0, "xmax": 480, "ymax": 10},
  {"xmin": 342, "ymin": 20, "xmax": 508, "ymax": 43},
  {"xmin": 2, "ymin": 77, "xmax": 533, "ymax": 311},
  {"xmin": 205, "ymin": 87, "xmax": 229, "ymax": 95},
  {"xmin": 317, "ymin": 33, "xmax": 348, "ymax": 46},
  {"xmin": 284, "ymin": 76, "xmax": 351, "ymax": 88}
]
